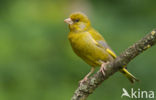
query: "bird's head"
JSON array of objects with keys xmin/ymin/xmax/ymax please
[{"xmin": 64, "ymin": 12, "xmax": 91, "ymax": 32}]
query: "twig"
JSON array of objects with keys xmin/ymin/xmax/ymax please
[{"xmin": 71, "ymin": 29, "xmax": 156, "ymax": 100}]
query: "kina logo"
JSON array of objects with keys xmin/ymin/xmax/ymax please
[{"xmin": 121, "ymin": 88, "xmax": 154, "ymax": 99}]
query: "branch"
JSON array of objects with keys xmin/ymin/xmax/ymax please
[{"xmin": 71, "ymin": 29, "xmax": 156, "ymax": 100}]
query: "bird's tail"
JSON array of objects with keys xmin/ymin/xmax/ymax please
[{"xmin": 120, "ymin": 68, "xmax": 139, "ymax": 83}]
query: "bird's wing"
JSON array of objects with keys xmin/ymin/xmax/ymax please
[
  {"xmin": 97, "ymin": 40, "xmax": 116, "ymax": 59},
  {"xmin": 88, "ymin": 28, "xmax": 117, "ymax": 59}
]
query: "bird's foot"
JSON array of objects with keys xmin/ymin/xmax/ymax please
[
  {"xmin": 79, "ymin": 67, "xmax": 95, "ymax": 86},
  {"xmin": 100, "ymin": 62, "xmax": 109, "ymax": 76},
  {"xmin": 79, "ymin": 76, "xmax": 88, "ymax": 85}
]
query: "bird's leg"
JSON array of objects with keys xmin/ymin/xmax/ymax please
[
  {"xmin": 100, "ymin": 62, "xmax": 109, "ymax": 76},
  {"xmin": 79, "ymin": 67, "xmax": 95, "ymax": 85}
]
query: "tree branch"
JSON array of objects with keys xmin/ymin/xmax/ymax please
[{"xmin": 71, "ymin": 29, "xmax": 156, "ymax": 100}]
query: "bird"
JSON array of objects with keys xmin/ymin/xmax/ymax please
[{"xmin": 64, "ymin": 12, "xmax": 138, "ymax": 84}]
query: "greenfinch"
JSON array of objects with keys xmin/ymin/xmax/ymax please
[{"xmin": 64, "ymin": 12, "xmax": 138, "ymax": 84}]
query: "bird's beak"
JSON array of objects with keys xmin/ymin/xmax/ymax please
[{"xmin": 64, "ymin": 18, "xmax": 73, "ymax": 25}]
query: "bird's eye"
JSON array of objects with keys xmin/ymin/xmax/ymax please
[{"xmin": 74, "ymin": 19, "xmax": 80, "ymax": 22}]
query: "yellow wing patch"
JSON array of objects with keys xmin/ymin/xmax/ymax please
[
  {"xmin": 89, "ymin": 34, "xmax": 116, "ymax": 59},
  {"xmin": 91, "ymin": 37, "xmax": 99, "ymax": 45},
  {"xmin": 106, "ymin": 48, "xmax": 117, "ymax": 59}
]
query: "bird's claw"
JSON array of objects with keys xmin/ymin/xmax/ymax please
[
  {"xmin": 100, "ymin": 65, "xmax": 106, "ymax": 76},
  {"xmin": 100, "ymin": 62, "xmax": 109, "ymax": 76},
  {"xmin": 79, "ymin": 77, "xmax": 88, "ymax": 85}
]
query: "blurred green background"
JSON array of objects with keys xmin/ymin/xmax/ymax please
[{"xmin": 0, "ymin": 0, "xmax": 156, "ymax": 100}]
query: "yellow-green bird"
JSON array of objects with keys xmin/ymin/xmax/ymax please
[{"xmin": 64, "ymin": 12, "xmax": 138, "ymax": 84}]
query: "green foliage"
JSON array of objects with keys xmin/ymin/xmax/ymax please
[{"xmin": 0, "ymin": 0, "xmax": 156, "ymax": 100}]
